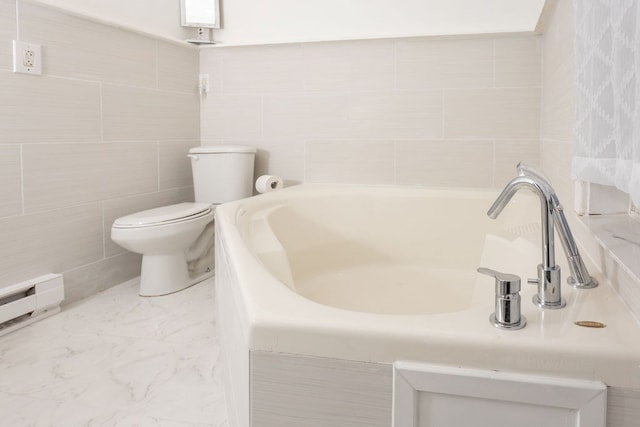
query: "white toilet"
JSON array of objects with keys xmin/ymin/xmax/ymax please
[{"xmin": 111, "ymin": 145, "xmax": 256, "ymax": 296}]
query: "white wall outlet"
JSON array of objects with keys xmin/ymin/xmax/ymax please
[{"xmin": 13, "ymin": 40, "xmax": 42, "ymax": 75}]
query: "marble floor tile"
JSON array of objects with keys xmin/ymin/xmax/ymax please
[{"xmin": 0, "ymin": 278, "xmax": 228, "ymax": 427}]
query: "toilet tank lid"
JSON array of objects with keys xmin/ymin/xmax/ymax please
[
  {"xmin": 113, "ymin": 203, "xmax": 211, "ymax": 227},
  {"xmin": 189, "ymin": 145, "xmax": 256, "ymax": 154}
]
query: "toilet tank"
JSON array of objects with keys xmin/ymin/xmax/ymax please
[{"xmin": 188, "ymin": 145, "xmax": 256, "ymax": 205}]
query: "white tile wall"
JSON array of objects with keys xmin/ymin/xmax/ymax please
[
  {"xmin": 18, "ymin": 1, "xmax": 157, "ymax": 87},
  {"xmin": 102, "ymin": 85, "xmax": 199, "ymax": 141},
  {"xmin": 396, "ymin": 38, "xmax": 494, "ymax": 90},
  {"xmin": 494, "ymin": 37, "xmax": 542, "ymax": 88},
  {"xmin": 0, "ymin": 1, "xmax": 15, "ymax": 71},
  {"xmin": 251, "ymin": 351, "xmax": 392, "ymax": 426},
  {"xmin": 203, "ymin": 93, "xmax": 262, "ymax": 141},
  {"xmin": 200, "ymin": 34, "xmax": 542, "ymax": 188},
  {"xmin": 306, "ymin": 140, "xmax": 396, "ymax": 184},
  {"xmin": 158, "ymin": 140, "xmax": 201, "ymax": 190},
  {"xmin": 0, "ymin": 70, "xmax": 102, "ymax": 143},
  {"xmin": 216, "ymin": 44, "xmax": 305, "ymax": 94},
  {"xmin": 157, "ymin": 41, "xmax": 200, "ymax": 93},
  {"xmin": 443, "ymin": 88, "xmax": 541, "ymax": 139},
  {"xmin": 303, "ymin": 39, "xmax": 395, "ymax": 92},
  {"xmin": 396, "ymin": 140, "xmax": 494, "ymax": 187},
  {"xmin": 349, "ymin": 91, "xmax": 444, "ymax": 140},
  {"xmin": 252, "ymin": 140, "xmax": 305, "ymax": 186},
  {"xmin": 263, "ymin": 92, "xmax": 351, "ymax": 140},
  {"xmin": 0, "ymin": 145, "xmax": 22, "ymax": 218},
  {"xmin": 494, "ymin": 139, "xmax": 540, "ymax": 186},
  {"xmin": 539, "ymin": 0, "xmax": 576, "ymax": 205},
  {"xmin": 22, "ymin": 142, "xmax": 159, "ymax": 213},
  {"xmin": 0, "ymin": 203, "xmax": 103, "ymax": 288},
  {"xmin": 0, "ymin": 1, "xmax": 199, "ymax": 304},
  {"xmin": 62, "ymin": 252, "xmax": 142, "ymax": 304}
]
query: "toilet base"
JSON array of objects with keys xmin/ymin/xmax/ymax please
[{"xmin": 139, "ymin": 253, "xmax": 211, "ymax": 296}]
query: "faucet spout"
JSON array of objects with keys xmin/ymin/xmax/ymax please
[
  {"xmin": 488, "ymin": 176, "xmax": 556, "ymax": 271},
  {"xmin": 516, "ymin": 163, "xmax": 598, "ymax": 289}
]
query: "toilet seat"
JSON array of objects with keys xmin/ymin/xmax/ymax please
[{"xmin": 113, "ymin": 203, "xmax": 212, "ymax": 229}]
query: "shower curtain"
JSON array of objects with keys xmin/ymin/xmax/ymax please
[{"xmin": 573, "ymin": 0, "xmax": 640, "ymax": 206}]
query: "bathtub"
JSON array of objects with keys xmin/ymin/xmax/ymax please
[{"xmin": 214, "ymin": 184, "xmax": 640, "ymax": 427}]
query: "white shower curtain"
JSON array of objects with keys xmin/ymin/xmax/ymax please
[{"xmin": 573, "ymin": 0, "xmax": 640, "ymax": 206}]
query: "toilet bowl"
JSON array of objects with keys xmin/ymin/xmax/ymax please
[{"xmin": 111, "ymin": 202, "xmax": 214, "ymax": 296}]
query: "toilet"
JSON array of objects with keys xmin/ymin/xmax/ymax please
[{"xmin": 111, "ymin": 145, "xmax": 256, "ymax": 296}]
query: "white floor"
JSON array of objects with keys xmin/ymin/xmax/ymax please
[{"xmin": 0, "ymin": 278, "xmax": 229, "ymax": 427}]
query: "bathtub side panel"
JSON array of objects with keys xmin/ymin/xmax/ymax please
[
  {"xmin": 250, "ymin": 350, "xmax": 392, "ymax": 427},
  {"xmin": 215, "ymin": 226, "xmax": 251, "ymax": 427}
]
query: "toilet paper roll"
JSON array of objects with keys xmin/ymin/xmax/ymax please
[{"xmin": 255, "ymin": 175, "xmax": 284, "ymax": 194}]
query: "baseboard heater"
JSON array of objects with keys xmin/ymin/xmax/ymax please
[{"xmin": 0, "ymin": 273, "xmax": 64, "ymax": 337}]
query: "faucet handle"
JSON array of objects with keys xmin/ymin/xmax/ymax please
[
  {"xmin": 477, "ymin": 267, "xmax": 526, "ymax": 330},
  {"xmin": 477, "ymin": 267, "xmax": 521, "ymax": 296}
]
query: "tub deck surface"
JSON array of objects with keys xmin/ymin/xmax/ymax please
[{"xmin": 216, "ymin": 184, "xmax": 640, "ymax": 388}]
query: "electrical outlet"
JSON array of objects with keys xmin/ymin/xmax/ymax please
[
  {"xmin": 23, "ymin": 49, "xmax": 34, "ymax": 67},
  {"xmin": 199, "ymin": 73, "xmax": 210, "ymax": 96},
  {"xmin": 13, "ymin": 40, "xmax": 42, "ymax": 75}
]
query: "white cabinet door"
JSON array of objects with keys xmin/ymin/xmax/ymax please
[{"xmin": 393, "ymin": 362, "xmax": 606, "ymax": 427}]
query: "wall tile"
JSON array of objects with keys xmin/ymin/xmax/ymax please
[
  {"xmin": 494, "ymin": 37, "xmax": 542, "ymax": 88},
  {"xmin": 102, "ymin": 85, "xmax": 199, "ymax": 141},
  {"xmin": 540, "ymin": 139, "xmax": 574, "ymax": 204},
  {"xmin": 348, "ymin": 91, "xmax": 443, "ymax": 139},
  {"xmin": 23, "ymin": 142, "xmax": 158, "ymax": 213},
  {"xmin": 0, "ymin": 203, "xmax": 103, "ymax": 288},
  {"xmin": 396, "ymin": 38, "xmax": 494, "ymax": 90},
  {"xmin": 543, "ymin": 0, "xmax": 575, "ymax": 76},
  {"xmin": 252, "ymin": 351, "xmax": 392, "ymax": 427},
  {"xmin": 540, "ymin": 0, "xmax": 575, "ymax": 205},
  {"xmin": 541, "ymin": 49, "xmax": 575, "ymax": 141},
  {"xmin": 155, "ymin": 90, "xmax": 200, "ymax": 140},
  {"xmin": 263, "ymin": 93, "xmax": 350, "ymax": 140},
  {"xmin": 200, "ymin": 93, "xmax": 262, "ymax": 141},
  {"xmin": 199, "ymin": 50, "xmax": 223, "ymax": 94},
  {"xmin": 305, "ymin": 140, "xmax": 395, "ymax": 184},
  {"xmin": 0, "ymin": 1, "xmax": 16, "ymax": 71},
  {"xmin": 396, "ymin": 140, "xmax": 493, "ymax": 187},
  {"xmin": 159, "ymin": 140, "xmax": 200, "ymax": 190},
  {"xmin": 217, "ymin": 44, "xmax": 305, "ymax": 94},
  {"xmin": 158, "ymin": 41, "xmax": 199, "ymax": 93},
  {"xmin": 103, "ymin": 188, "xmax": 194, "ymax": 257},
  {"xmin": 0, "ymin": 145, "xmax": 22, "ymax": 218},
  {"xmin": 18, "ymin": 1, "xmax": 156, "ymax": 88},
  {"xmin": 63, "ymin": 252, "xmax": 141, "ymax": 305},
  {"xmin": 103, "ymin": 84, "xmax": 158, "ymax": 142},
  {"xmin": 494, "ymin": 140, "xmax": 540, "ymax": 187},
  {"xmin": 444, "ymin": 88, "xmax": 540, "ymax": 139},
  {"xmin": 199, "ymin": 34, "xmax": 543, "ymax": 191},
  {"xmin": 251, "ymin": 140, "xmax": 305, "ymax": 186},
  {"xmin": 302, "ymin": 39, "xmax": 395, "ymax": 92},
  {"xmin": 0, "ymin": 70, "xmax": 101, "ymax": 143}
]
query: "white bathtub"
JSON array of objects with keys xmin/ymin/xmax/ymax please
[{"xmin": 214, "ymin": 184, "xmax": 640, "ymax": 426}]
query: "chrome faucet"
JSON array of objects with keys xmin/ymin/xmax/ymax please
[{"xmin": 487, "ymin": 163, "xmax": 598, "ymax": 309}]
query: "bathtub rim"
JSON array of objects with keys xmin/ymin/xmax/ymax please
[{"xmin": 215, "ymin": 183, "xmax": 640, "ymax": 388}]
